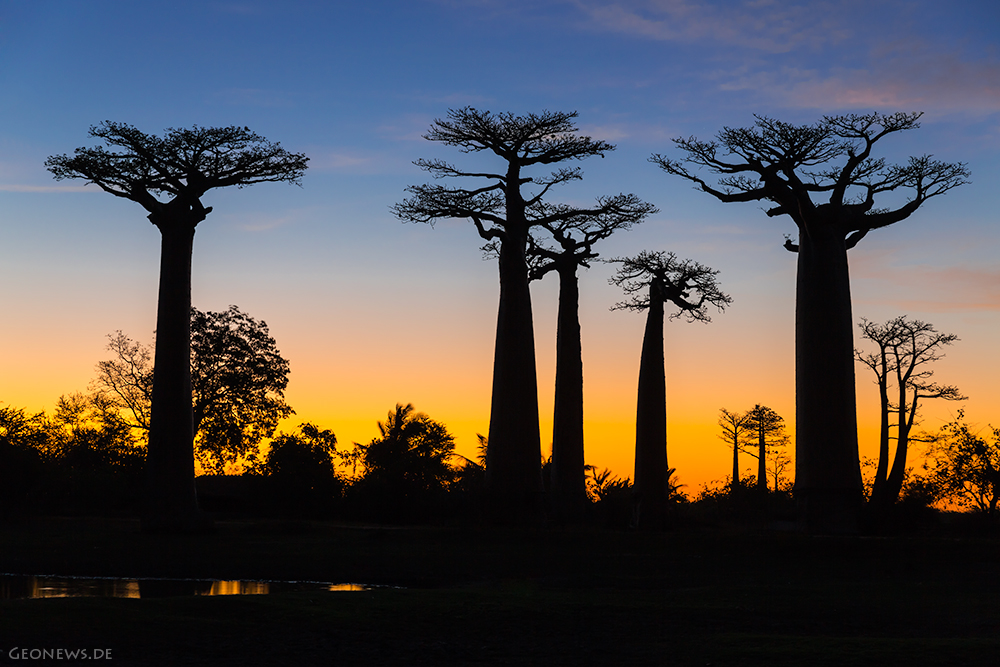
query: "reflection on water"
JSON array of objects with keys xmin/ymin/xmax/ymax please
[{"xmin": 0, "ymin": 575, "xmax": 373, "ymax": 600}]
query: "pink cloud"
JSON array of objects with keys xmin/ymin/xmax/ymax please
[
  {"xmin": 854, "ymin": 262, "xmax": 1000, "ymax": 313},
  {"xmin": 571, "ymin": 0, "xmax": 854, "ymax": 53}
]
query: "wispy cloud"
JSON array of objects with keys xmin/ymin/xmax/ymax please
[
  {"xmin": 210, "ymin": 88, "xmax": 296, "ymax": 108},
  {"xmin": 0, "ymin": 184, "xmax": 93, "ymax": 193},
  {"xmin": 307, "ymin": 151, "xmax": 376, "ymax": 171},
  {"xmin": 223, "ymin": 212, "xmax": 296, "ymax": 233},
  {"xmin": 855, "ymin": 262, "xmax": 1000, "ymax": 312},
  {"xmin": 570, "ymin": 1, "xmax": 1000, "ymax": 115},
  {"xmin": 719, "ymin": 54, "xmax": 1000, "ymax": 114},
  {"xmin": 570, "ymin": 0, "xmax": 854, "ymax": 53}
]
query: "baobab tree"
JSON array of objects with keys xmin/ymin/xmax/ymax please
[
  {"xmin": 610, "ymin": 251, "xmax": 731, "ymax": 529},
  {"xmin": 744, "ymin": 404, "xmax": 788, "ymax": 493},
  {"xmin": 46, "ymin": 123, "xmax": 307, "ymax": 532},
  {"xmin": 856, "ymin": 316, "xmax": 964, "ymax": 510},
  {"xmin": 718, "ymin": 407, "xmax": 751, "ymax": 494},
  {"xmin": 393, "ymin": 108, "xmax": 636, "ymax": 523},
  {"xmin": 652, "ymin": 112, "xmax": 969, "ymax": 532},
  {"xmin": 527, "ymin": 201, "xmax": 655, "ymax": 522}
]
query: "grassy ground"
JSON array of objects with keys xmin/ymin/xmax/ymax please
[{"xmin": 1, "ymin": 516, "xmax": 998, "ymax": 665}]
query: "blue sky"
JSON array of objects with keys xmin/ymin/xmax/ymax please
[{"xmin": 1, "ymin": 0, "xmax": 998, "ymax": 486}]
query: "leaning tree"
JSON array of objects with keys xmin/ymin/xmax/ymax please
[
  {"xmin": 527, "ymin": 200, "xmax": 655, "ymax": 522},
  {"xmin": 610, "ymin": 251, "xmax": 731, "ymax": 529},
  {"xmin": 47, "ymin": 123, "xmax": 307, "ymax": 532},
  {"xmin": 652, "ymin": 112, "xmax": 969, "ymax": 532},
  {"xmin": 393, "ymin": 108, "xmax": 634, "ymax": 523},
  {"xmin": 856, "ymin": 316, "xmax": 964, "ymax": 510}
]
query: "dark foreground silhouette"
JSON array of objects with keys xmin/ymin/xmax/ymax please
[{"xmin": 1, "ymin": 515, "xmax": 998, "ymax": 666}]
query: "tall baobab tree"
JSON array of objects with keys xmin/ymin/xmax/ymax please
[
  {"xmin": 47, "ymin": 123, "xmax": 307, "ymax": 532},
  {"xmin": 856, "ymin": 316, "xmax": 964, "ymax": 510},
  {"xmin": 393, "ymin": 108, "xmax": 637, "ymax": 523},
  {"xmin": 527, "ymin": 202, "xmax": 655, "ymax": 522},
  {"xmin": 718, "ymin": 407, "xmax": 751, "ymax": 494},
  {"xmin": 652, "ymin": 112, "xmax": 969, "ymax": 532},
  {"xmin": 610, "ymin": 251, "xmax": 731, "ymax": 529},
  {"xmin": 743, "ymin": 404, "xmax": 788, "ymax": 493}
]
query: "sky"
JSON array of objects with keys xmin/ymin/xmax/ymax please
[{"xmin": 1, "ymin": 0, "xmax": 998, "ymax": 492}]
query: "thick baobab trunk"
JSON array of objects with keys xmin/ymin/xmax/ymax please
[
  {"xmin": 143, "ymin": 219, "xmax": 205, "ymax": 533},
  {"xmin": 549, "ymin": 265, "xmax": 587, "ymax": 522},
  {"xmin": 794, "ymin": 222, "xmax": 864, "ymax": 533},
  {"xmin": 633, "ymin": 284, "xmax": 668, "ymax": 530},
  {"xmin": 485, "ymin": 232, "xmax": 544, "ymax": 524}
]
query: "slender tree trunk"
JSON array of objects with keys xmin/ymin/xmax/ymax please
[
  {"xmin": 869, "ymin": 357, "xmax": 891, "ymax": 506},
  {"xmin": 884, "ymin": 393, "xmax": 918, "ymax": 504},
  {"xmin": 550, "ymin": 265, "xmax": 587, "ymax": 522},
  {"xmin": 793, "ymin": 221, "xmax": 864, "ymax": 533},
  {"xmin": 757, "ymin": 427, "xmax": 767, "ymax": 493},
  {"xmin": 143, "ymin": 219, "xmax": 204, "ymax": 533},
  {"xmin": 485, "ymin": 227, "xmax": 544, "ymax": 524},
  {"xmin": 731, "ymin": 435, "xmax": 740, "ymax": 495},
  {"xmin": 633, "ymin": 284, "xmax": 667, "ymax": 530}
]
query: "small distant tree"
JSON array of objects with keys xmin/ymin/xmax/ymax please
[
  {"xmin": 718, "ymin": 408, "xmax": 751, "ymax": 494},
  {"xmin": 653, "ymin": 112, "xmax": 969, "ymax": 532},
  {"xmin": 766, "ymin": 448, "xmax": 793, "ymax": 493},
  {"xmin": 47, "ymin": 122, "xmax": 307, "ymax": 532},
  {"xmin": 527, "ymin": 200, "xmax": 655, "ymax": 522},
  {"xmin": 743, "ymin": 405, "xmax": 789, "ymax": 493},
  {"xmin": 856, "ymin": 316, "xmax": 965, "ymax": 509},
  {"xmin": 609, "ymin": 251, "xmax": 731, "ymax": 529},
  {"xmin": 926, "ymin": 413, "xmax": 1000, "ymax": 518},
  {"xmin": 393, "ymin": 108, "xmax": 632, "ymax": 524}
]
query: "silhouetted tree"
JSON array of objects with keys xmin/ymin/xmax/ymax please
[
  {"xmin": 652, "ymin": 113, "xmax": 969, "ymax": 532},
  {"xmin": 348, "ymin": 404, "xmax": 457, "ymax": 522},
  {"xmin": 527, "ymin": 201, "xmax": 656, "ymax": 522},
  {"xmin": 927, "ymin": 412, "xmax": 1000, "ymax": 518},
  {"xmin": 47, "ymin": 123, "xmax": 308, "ymax": 532},
  {"xmin": 743, "ymin": 404, "xmax": 788, "ymax": 493},
  {"xmin": 767, "ymin": 448, "xmax": 793, "ymax": 492},
  {"xmin": 610, "ymin": 251, "xmax": 731, "ymax": 529},
  {"xmin": 357, "ymin": 403, "xmax": 457, "ymax": 493},
  {"xmin": 856, "ymin": 316, "xmax": 964, "ymax": 509},
  {"xmin": 94, "ymin": 306, "xmax": 293, "ymax": 474},
  {"xmin": 718, "ymin": 408, "xmax": 751, "ymax": 494},
  {"xmin": 263, "ymin": 423, "xmax": 341, "ymax": 517},
  {"xmin": 0, "ymin": 405, "xmax": 48, "ymax": 514},
  {"xmin": 190, "ymin": 306, "xmax": 293, "ymax": 473},
  {"xmin": 393, "ymin": 108, "xmax": 628, "ymax": 523}
]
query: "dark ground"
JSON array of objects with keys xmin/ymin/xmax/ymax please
[{"xmin": 1, "ymin": 516, "xmax": 998, "ymax": 666}]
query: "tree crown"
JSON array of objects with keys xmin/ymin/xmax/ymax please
[
  {"xmin": 46, "ymin": 122, "xmax": 308, "ymax": 215},
  {"xmin": 525, "ymin": 195, "xmax": 657, "ymax": 280},
  {"xmin": 608, "ymin": 250, "xmax": 732, "ymax": 322},
  {"xmin": 651, "ymin": 112, "xmax": 970, "ymax": 245},
  {"xmin": 856, "ymin": 315, "xmax": 965, "ymax": 403},
  {"xmin": 392, "ymin": 108, "xmax": 625, "ymax": 243}
]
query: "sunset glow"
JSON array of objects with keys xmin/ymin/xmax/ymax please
[{"xmin": 1, "ymin": 0, "xmax": 997, "ymax": 494}]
